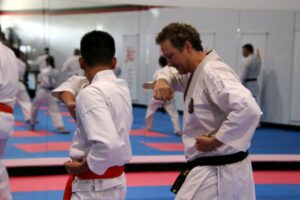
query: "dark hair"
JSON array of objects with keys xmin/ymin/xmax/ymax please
[
  {"xmin": 44, "ymin": 47, "xmax": 49, "ymax": 54},
  {"xmin": 158, "ymin": 56, "xmax": 167, "ymax": 67},
  {"xmin": 80, "ymin": 30, "xmax": 115, "ymax": 67},
  {"xmin": 12, "ymin": 48, "xmax": 21, "ymax": 58},
  {"xmin": 46, "ymin": 55, "xmax": 55, "ymax": 68},
  {"xmin": 156, "ymin": 23, "xmax": 203, "ymax": 51},
  {"xmin": 243, "ymin": 44, "xmax": 254, "ymax": 53},
  {"xmin": 74, "ymin": 48, "xmax": 80, "ymax": 56}
]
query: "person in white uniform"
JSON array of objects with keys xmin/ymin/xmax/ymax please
[
  {"xmin": 30, "ymin": 55, "xmax": 69, "ymax": 133},
  {"xmin": 13, "ymin": 48, "xmax": 32, "ymax": 122},
  {"xmin": 0, "ymin": 27, "xmax": 19, "ymax": 200},
  {"xmin": 144, "ymin": 56, "xmax": 181, "ymax": 135},
  {"xmin": 61, "ymin": 49, "xmax": 83, "ymax": 77},
  {"xmin": 241, "ymin": 44, "xmax": 262, "ymax": 99},
  {"xmin": 36, "ymin": 47, "xmax": 49, "ymax": 71},
  {"xmin": 52, "ymin": 30, "xmax": 132, "ymax": 200},
  {"xmin": 151, "ymin": 23, "xmax": 262, "ymax": 200}
]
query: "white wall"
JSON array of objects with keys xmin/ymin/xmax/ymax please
[
  {"xmin": 1, "ymin": 7, "xmax": 299, "ymax": 125},
  {"xmin": 290, "ymin": 11, "xmax": 300, "ymax": 125}
]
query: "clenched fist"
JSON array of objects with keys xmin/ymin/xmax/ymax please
[{"xmin": 153, "ymin": 79, "xmax": 174, "ymax": 101}]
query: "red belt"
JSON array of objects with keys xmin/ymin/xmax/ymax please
[
  {"xmin": 63, "ymin": 166, "xmax": 125, "ymax": 200},
  {"xmin": 0, "ymin": 103, "xmax": 13, "ymax": 114}
]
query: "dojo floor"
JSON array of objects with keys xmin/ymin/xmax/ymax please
[
  {"xmin": 4, "ymin": 104, "xmax": 300, "ymax": 199},
  {"xmin": 10, "ymin": 171, "xmax": 300, "ymax": 200},
  {"xmin": 4, "ymin": 105, "xmax": 300, "ymax": 160}
]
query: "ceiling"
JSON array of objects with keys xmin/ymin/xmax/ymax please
[{"xmin": 1, "ymin": 0, "xmax": 300, "ymax": 11}]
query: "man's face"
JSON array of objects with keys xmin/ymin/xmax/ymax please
[
  {"xmin": 242, "ymin": 48, "xmax": 250, "ymax": 58},
  {"xmin": 160, "ymin": 40, "xmax": 191, "ymax": 74}
]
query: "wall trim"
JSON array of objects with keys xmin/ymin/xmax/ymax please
[{"xmin": 0, "ymin": 5, "xmax": 161, "ymax": 16}]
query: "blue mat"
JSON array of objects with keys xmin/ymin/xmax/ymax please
[{"xmin": 4, "ymin": 105, "xmax": 300, "ymax": 159}]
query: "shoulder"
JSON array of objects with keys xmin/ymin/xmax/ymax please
[
  {"xmin": 76, "ymin": 84, "xmax": 107, "ymax": 114},
  {"xmin": 202, "ymin": 60, "xmax": 240, "ymax": 91}
]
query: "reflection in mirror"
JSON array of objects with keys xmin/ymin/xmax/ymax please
[{"xmin": 0, "ymin": 0, "xmax": 299, "ymax": 174}]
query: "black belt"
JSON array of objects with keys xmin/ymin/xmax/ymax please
[
  {"xmin": 171, "ymin": 151, "xmax": 248, "ymax": 194},
  {"xmin": 244, "ymin": 78, "xmax": 257, "ymax": 82}
]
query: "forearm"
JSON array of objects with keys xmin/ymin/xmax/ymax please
[{"xmin": 59, "ymin": 91, "xmax": 75, "ymax": 105}]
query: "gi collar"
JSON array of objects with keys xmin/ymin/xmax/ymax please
[{"xmin": 91, "ymin": 70, "xmax": 117, "ymax": 84}]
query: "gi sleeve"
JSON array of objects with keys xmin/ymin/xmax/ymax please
[
  {"xmin": 203, "ymin": 67, "xmax": 262, "ymax": 151},
  {"xmin": 51, "ymin": 75, "xmax": 87, "ymax": 99},
  {"xmin": 154, "ymin": 66, "xmax": 189, "ymax": 92},
  {"xmin": 77, "ymin": 87, "xmax": 127, "ymax": 175}
]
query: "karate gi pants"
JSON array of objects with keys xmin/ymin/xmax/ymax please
[
  {"xmin": 145, "ymin": 99, "xmax": 180, "ymax": 133},
  {"xmin": 71, "ymin": 173, "xmax": 127, "ymax": 200},
  {"xmin": 176, "ymin": 157, "xmax": 255, "ymax": 200},
  {"xmin": 16, "ymin": 82, "xmax": 32, "ymax": 121},
  {"xmin": 0, "ymin": 112, "xmax": 14, "ymax": 200},
  {"xmin": 31, "ymin": 88, "xmax": 64, "ymax": 128}
]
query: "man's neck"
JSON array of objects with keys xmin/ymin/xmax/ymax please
[
  {"xmin": 190, "ymin": 51, "xmax": 206, "ymax": 73},
  {"xmin": 85, "ymin": 66, "xmax": 111, "ymax": 83}
]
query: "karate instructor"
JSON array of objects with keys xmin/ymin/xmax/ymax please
[{"xmin": 152, "ymin": 22, "xmax": 262, "ymax": 200}]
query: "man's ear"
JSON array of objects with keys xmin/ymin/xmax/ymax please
[
  {"xmin": 79, "ymin": 57, "xmax": 87, "ymax": 70},
  {"xmin": 111, "ymin": 57, "xmax": 117, "ymax": 70},
  {"xmin": 184, "ymin": 41, "xmax": 193, "ymax": 53}
]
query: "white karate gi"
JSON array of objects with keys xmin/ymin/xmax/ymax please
[
  {"xmin": 145, "ymin": 67, "xmax": 180, "ymax": 134},
  {"xmin": 155, "ymin": 50, "xmax": 262, "ymax": 200},
  {"xmin": 52, "ymin": 71, "xmax": 132, "ymax": 200},
  {"xmin": 36, "ymin": 54, "xmax": 48, "ymax": 71},
  {"xmin": 15, "ymin": 58, "xmax": 32, "ymax": 121},
  {"xmin": 0, "ymin": 42, "xmax": 19, "ymax": 200},
  {"xmin": 31, "ymin": 65, "xmax": 64, "ymax": 129},
  {"xmin": 145, "ymin": 98, "xmax": 180, "ymax": 134},
  {"xmin": 241, "ymin": 54, "xmax": 261, "ymax": 98},
  {"xmin": 61, "ymin": 55, "xmax": 83, "ymax": 77}
]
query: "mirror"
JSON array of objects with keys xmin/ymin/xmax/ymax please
[{"xmin": 1, "ymin": 0, "xmax": 300, "ymax": 167}]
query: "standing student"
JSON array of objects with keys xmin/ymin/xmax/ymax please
[
  {"xmin": 152, "ymin": 23, "xmax": 262, "ymax": 200},
  {"xmin": 241, "ymin": 44, "xmax": 262, "ymax": 99},
  {"xmin": 144, "ymin": 56, "xmax": 181, "ymax": 135},
  {"xmin": 36, "ymin": 47, "xmax": 49, "ymax": 71},
  {"xmin": 30, "ymin": 55, "xmax": 68, "ymax": 133},
  {"xmin": 61, "ymin": 48, "xmax": 83, "ymax": 77},
  {"xmin": 13, "ymin": 48, "xmax": 32, "ymax": 122},
  {"xmin": 52, "ymin": 30, "xmax": 132, "ymax": 200},
  {"xmin": 0, "ymin": 26, "xmax": 19, "ymax": 200}
]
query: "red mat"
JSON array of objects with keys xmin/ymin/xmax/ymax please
[
  {"xmin": 14, "ymin": 121, "xmax": 26, "ymax": 126},
  {"xmin": 9, "ymin": 171, "xmax": 300, "ymax": 192},
  {"xmin": 131, "ymin": 129, "xmax": 168, "ymax": 137},
  {"xmin": 14, "ymin": 142, "xmax": 71, "ymax": 153},
  {"xmin": 142, "ymin": 142, "xmax": 184, "ymax": 151},
  {"xmin": 12, "ymin": 131, "xmax": 53, "ymax": 138},
  {"xmin": 60, "ymin": 112, "xmax": 71, "ymax": 117}
]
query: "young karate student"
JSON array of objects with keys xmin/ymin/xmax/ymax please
[
  {"xmin": 152, "ymin": 23, "xmax": 262, "ymax": 200},
  {"xmin": 30, "ymin": 55, "xmax": 68, "ymax": 133},
  {"xmin": 52, "ymin": 30, "xmax": 132, "ymax": 200},
  {"xmin": 144, "ymin": 56, "xmax": 181, "ymax": 135},
  {"xmin": 0, "ymin": 26, "xmax": 19, "ymax": 200}
]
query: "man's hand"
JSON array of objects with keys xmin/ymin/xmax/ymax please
[
  {"xmin": 195, "ymin": 135, "xmax": 223, "ymax": 152},
  {"xmin": 153, "ymin": 79, "xmax": 174, "ymax": 101},
  {"xmin": 64, "ymin": 159, "xmax": 89, "ymax": 175},
  {"xmin": 66, "ymin": 101, "xmax": 76, "ymax": 120}
]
